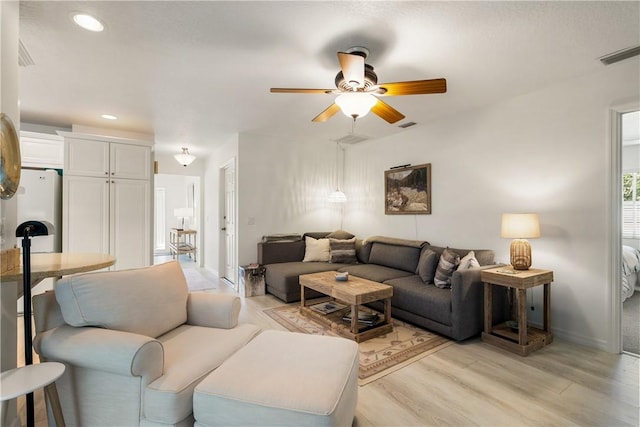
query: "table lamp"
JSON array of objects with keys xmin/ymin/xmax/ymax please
[
  {"xmin": 174, "ymin": 207, "xmax": 193, "ymax": 230},
  {"xmin": 15, "ymin": 220, "xmax": 54, "ymax": 427},
  {"xmin": 501, "ymin": 213, "xmax": 540, "ymax": 270}
]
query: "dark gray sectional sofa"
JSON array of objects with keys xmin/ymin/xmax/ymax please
[{"xmin": 258, "ymin": 232, "xmax": 509, "ymax": 341}]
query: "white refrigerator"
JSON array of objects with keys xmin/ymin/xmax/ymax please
[{"xmin": 16, "ymin": 169, "xmax": 62, "ymax": 312}]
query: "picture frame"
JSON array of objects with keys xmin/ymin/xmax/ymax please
[{"xmin": 384, "ymin": 163, "xmax": 431, "ymax": 215}]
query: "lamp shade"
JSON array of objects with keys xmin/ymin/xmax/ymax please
[
  {"xmin": 174, "ymin": 147, "xmax": 196, "ymax": 167},
  {"xmin": 174, "ymin": 207, "xmax": 193, "ymax": 218},
  {"xmin": 328, "ymin": 190, "xmax": 347, "ymax": 203},
  {"xmin": 501, "ymin": 213, "xmax": 540, "ymax": 239},
  {"xmin": 335, "ymin": 93, "xmax": 377, "ymax": 119}
]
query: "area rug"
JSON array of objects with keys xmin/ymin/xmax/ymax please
[
  {"xmin": 264, "ymin": 303, "xmax": 453, "ymax": 385},
  {"xmin": 182, "ymin": 268, "xmax": 217, "ymax": 291}
]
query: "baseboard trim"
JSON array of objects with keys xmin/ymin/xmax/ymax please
[{"xmin": 551, "ymin": 326, "xmax": 609, "ymax": 352}]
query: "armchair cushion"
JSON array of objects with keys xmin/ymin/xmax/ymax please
[{"xmin": 55, "ymin": 261, "xmax": 188, "ymax": 338}]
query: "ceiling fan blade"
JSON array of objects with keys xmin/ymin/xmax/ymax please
[
  {"xmin": 312, "ymin": 103, "xmax": 341, "ymax": 122},
  {"xmin": 270, "ymin": 88, "xmax": 335, "ymax": 94},
  {"xmin": 371, "ymin": 99, "xmax": 405, "ymax": 124},
  {"xmin": 337, "ymin": 52, "xmax": 365, "ymax": 89},
  {"xmin": 376, "ymin": 78, "xmax": 447, "ymax": 96}
]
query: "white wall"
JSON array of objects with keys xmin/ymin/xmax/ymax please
[{"xmin": 235, "ymin": 58, "xmax": 638, "ymax": 351}]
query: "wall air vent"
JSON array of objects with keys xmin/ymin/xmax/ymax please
[
  {"xmin": 18, "ymin": 39, "xmax": 35, "ymax": 67},
  {"xmin": 332, "ymin": 134, "xmax": 370, "ymax": 145},
  {"xmin": 398, "ymin": 121, "xmax": 417, "ymax": 129},
  {"xmin": 599, "ymin": 45, "xmax": 640, "ymax": 66}
]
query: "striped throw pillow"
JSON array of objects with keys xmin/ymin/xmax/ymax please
[
  {"xmin": 329, "ymin": 238, "xmax": 357, "ymax": 264},
  {"xmin": 434, "ymin": 248, "xmax": 460, "ymax": 288}
]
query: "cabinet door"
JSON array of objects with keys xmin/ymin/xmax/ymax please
[
  {"xmin": 110, "ymin": 143, "xmax": 151, "ymax": 180},
  {"xmin": 20, "ymin": 132, "xmax": 64, "ymax": 169},
  {"xmin": 65, "ymin": 138, "xmax": 110, "ymax": 177},
  {"xmin": 110, "ymin": 179, "xmax": 151, "ymax": 270},
  {"xmin": 63, "ymin": 176, "xmax": 110, "ymax": 255}
]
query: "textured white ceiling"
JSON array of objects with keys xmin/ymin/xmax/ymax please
[{"xmin": 18, "ymin": 1, "xmax": 640, "ymax": 156}]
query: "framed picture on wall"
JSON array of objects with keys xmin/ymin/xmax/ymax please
[{"xmin": 384, "ymin": 163, "xmax": 431, "ymax": 214}]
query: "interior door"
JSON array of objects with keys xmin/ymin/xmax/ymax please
[{"xmin": 223, "ymin": 163, "xmax": 236, "ymax": 287}]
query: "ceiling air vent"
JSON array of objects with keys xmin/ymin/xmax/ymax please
[
  {"xmin": 599, "ymin": 45, "xmax": 640, "ymax": 66},
  {"xmin": 333, "ymin": 134, "xmax": 370, "ymax": 145},
  {"xmin": 18, "ymin": 39, "xmax": 35, "ymax": 67},
  {"xmin": 398, "ymin": 121, "xmax": 417, "ymax": 129}
]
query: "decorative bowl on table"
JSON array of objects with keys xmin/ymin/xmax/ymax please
[
  {"xmin": 506, "ymin": 320, "xmax": 519, "ymax": 332},
  {"xmin": 335, "ymin": 272, "xmax": 349, "ymax": 282}
]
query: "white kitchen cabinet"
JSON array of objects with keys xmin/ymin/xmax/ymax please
[
  {"xmin": 20, "ymin": 131, "xmax": 64, "ymax": 169},
  {"xmin": 60, "ymin": 132, "xmax": 153, "ymax": 270}
]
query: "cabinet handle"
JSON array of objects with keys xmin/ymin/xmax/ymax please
[
  {"xmin": 111, "ymin": 180, "xmax": 115, "ymax": 184},
  {"xmin": 105, "ymin": 172, "xmax": 108, "ymax": 175},
  {"xmin": 111, "ymin": 172, "xmax": 114, "ymax": 175}
]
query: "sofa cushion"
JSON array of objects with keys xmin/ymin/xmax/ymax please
[
  {"xmin": 145, "ymin": 323, "xmax": 261, "ymax": 424},
  {"xmin": 338, "ymin": 264, "xmax": 414, "ymax": 283},
  {"xmin": 302, "ymin": 236, "xmax": 330, "ymax": 262},
  {"xmin": 326, "ymin": 229, "xmax": 355, "ymax": 240},
  {"xmin": 384, "ymin": 275, "xmax": 453, "ymax": 326},
  {"xmin": 429, "ymin": 246, "xmax": 495, "ymax": 266},
  {"xmin": 367, "ymin": 242, "xmax": 421, "ymax": 273},
  {"xmin": 329, "ymin": 237, "xmax": 357, "ymax": 264},
  {"xmin": 416, "ymin": 248, "xmax": 439, "ymax": 283},
  {"xmin": 55, "ymin": 261, "xmax": 188, "ymax": 338},
  {"xmin": 457, "ymin": 250, "xmax": 480, "ymax": 270},
  {"xmin": 434, "ymin": 248, "xmax": 460, "ymax": 288}
]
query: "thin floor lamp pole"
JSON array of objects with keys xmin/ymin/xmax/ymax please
[{"xmin": 21, "ymin": 228, "xmax": 35, "ymax": 427}]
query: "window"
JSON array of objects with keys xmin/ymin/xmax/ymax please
[{"xmin": 623, "ymin": 172, "xmax": 640, "ymax": 238}]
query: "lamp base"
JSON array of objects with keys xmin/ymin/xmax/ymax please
[{"xmin": 510, "ymin": 239, "xmax": 532, "ymax": 270}]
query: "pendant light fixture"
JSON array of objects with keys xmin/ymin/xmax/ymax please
[
  {"xmin": 174, "ymin": 147, "xmax": 196, "ymax": 167},
  {"xmin": 328, "ymin": 142, "xmax": 347, "ymax": 203}
]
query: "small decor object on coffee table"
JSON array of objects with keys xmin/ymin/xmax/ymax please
[
  {"xmin": 481, "ymin": 267, "xmax": 554, "ymax": 356},
  {"xmin": 335, "ymin": 272, "xmax": 349, "ymax": 281}
]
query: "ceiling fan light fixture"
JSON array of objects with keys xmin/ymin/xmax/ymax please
[
  {"xmin": 335, "ymin": 93, "xmax": 377, "ymax": 119},
  {"xmin": 174, "ymin": 147, "xmax": 196, "ymax": 167}
]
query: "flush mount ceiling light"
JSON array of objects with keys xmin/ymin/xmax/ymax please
[
  {"xmin": 101, "ymin": 114, "xmax": 117, "ymax": 120},
  {"xmin": 334, "ymin": 92, "xmax": 378, "ymax": 120},
  {"xmin": 174, "ymin": 147, "xmax": 196, "ymax": 167},
  {"xmin": 72, "ymin": 13, "xmax": 104, "ymax": 32}
]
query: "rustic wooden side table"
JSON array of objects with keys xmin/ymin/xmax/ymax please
[{"xmin": 481, "ymin": 267, "xmax": 554, "ymax": 356}]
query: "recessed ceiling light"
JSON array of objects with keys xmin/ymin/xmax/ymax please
[
  {"xmin": 72, "ymin": 13, "xmax": 104, "ymax": 32},
  {"xmin": 101, "ymin": 114, "xmax": 117, "ymax": 120}
]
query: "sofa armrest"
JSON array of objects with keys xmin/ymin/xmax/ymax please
[
  {"xmin": 187, "ymin": 292, "xmax": 240, "ymax": 329},
  {"xmin": 34, "ymin": 324, "xmax": 164, "ymax": 379},
  {"xmin": 450, "ymin": 265, "xmax": 508, "ymax": 340}
]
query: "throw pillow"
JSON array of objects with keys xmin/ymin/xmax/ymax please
[
  {"xmin": 329, "ymin": 237, "xmax": 357, "ymax": 264},
  {"xmin": 434, "ymin": 248, "xmax": 461, "ymax": 288},
  {"xmin": 302, "ymin": 236, "xmax": 330, "ymax": 262},
  {"xmin": 416, "ymin": 248, "xmax": 439, "ymax": 283},
  {"xmin": 326, "ymin": 229, "xmax": 355, "ymax": 240},
  {"xmin": 457, "ymin": 250, "xmax": 480, "ymax": 271}
]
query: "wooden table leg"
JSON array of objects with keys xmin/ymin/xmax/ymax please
[
  {"xmin": 484, "ymin": 283, "xmax": 492, "ymax": 334},
  {"xmin": 384, "ymin": 298, "xmax": 392, "ymax": 325},
  {"xmin": 543, "ymin": 282, "xmax": 551, "ymax": 332},
  {"xmin": 44, "ymin": 383, "xmax": 65, "ymax": 427},
  {"xmin": 351, "ymin": 305, "xmax": 359, "ymax": 334},
  {"xmin": 517, "ymin": 288, "xmax": 527, "ymax": 345},
  {"xmin": 300, "ymin": 284, "xmax": 306, "ymax": 309}
]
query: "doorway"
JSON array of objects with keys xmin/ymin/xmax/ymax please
[
  {"xmin": 620, "ymin": 110, "xmax": 640, "ymax": 355},
  {"xmin": 153, "ymin": 173, "xmax": 201, "ymax": 267},
  {"xmin": 220, "ymin": 159, "xmax": 237, "ymax": 289}
]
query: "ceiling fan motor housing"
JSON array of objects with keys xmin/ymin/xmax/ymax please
[{"xmin": 335, "ymin": 64, "xmax": 378, "ymax": 91}]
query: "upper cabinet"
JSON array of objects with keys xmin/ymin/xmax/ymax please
[
  {"xmin": 63, "ymin": 133, "xmax": 151, "ymax": 179},
  {"xmin": 20, "ymin": 131, "xmax": 64, "ymax": 169}
]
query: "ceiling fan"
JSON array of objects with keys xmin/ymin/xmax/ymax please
[{"xmin": 270, "ymin": 47, "xmax": 447, "ymax": 124}]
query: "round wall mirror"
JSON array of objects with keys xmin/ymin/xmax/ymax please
[{"xmin": 0, "ymin": 113, "xmax": 21, "ymax": 200}]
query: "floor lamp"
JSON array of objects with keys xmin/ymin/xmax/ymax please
[{"xmin": 15, "ymin": 220, "xmax": 54, "ymax": 427}]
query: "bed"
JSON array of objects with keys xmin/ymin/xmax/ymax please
[{"xmin": 622, "ymin": 245, "xmax": 640, "ymax": 301}]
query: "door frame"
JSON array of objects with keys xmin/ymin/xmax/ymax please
[
  {"xmin": 219, "ymin": 157, "xmax": 238, "ymax": 288},
  {"xmin": 608, "ymin": 102, "xmax": 639, "ymax": 353}
]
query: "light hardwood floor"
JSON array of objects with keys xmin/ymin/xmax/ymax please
[{"xmin": 17, "ymin": 265, "xmax": 640, "ymax": 426}]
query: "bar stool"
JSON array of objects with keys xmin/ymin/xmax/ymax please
[{"xmin": 0, "ymin": 362, "xmax": 65, "ymax": 427}]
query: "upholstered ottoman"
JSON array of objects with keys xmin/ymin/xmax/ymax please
[{"xmin": 193, "ymin": 330, "xmax": 359, "ymax": 427}]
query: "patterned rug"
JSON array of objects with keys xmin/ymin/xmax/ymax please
[{"xmin": 264, "ymin": 303, "xmax": 453, "ymax": 385}]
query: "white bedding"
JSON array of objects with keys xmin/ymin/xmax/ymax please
[{"xmin": 622, "ymin": 245, "xmax": 640, "ymax": 302}]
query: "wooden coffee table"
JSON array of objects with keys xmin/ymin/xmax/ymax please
[{"xmin": 299, "ymin": 271, "xmax": 393, "ymax": 342}]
